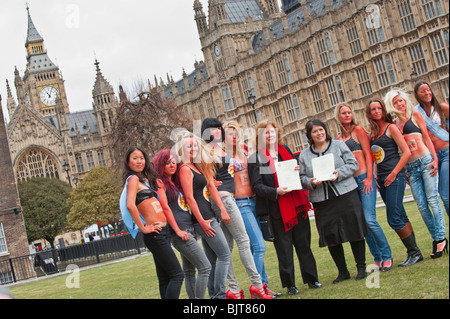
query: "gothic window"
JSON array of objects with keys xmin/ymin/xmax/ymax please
[
  {"xmin": 292, "ymin": 131, "xmax": 302, "ymax": 152},
  {"xmin": 347, "ymin": 24, "xmax": 362, "ymax": 56},
  {"xmin": 75, "ymin": 154, "xmax": 85, "ymax": 173},
  {"xmin": 273, "ymin": 103, "xmax": 284, "ymax": 126},
  {"xmin": 241, "ymin": 73, "xmax": 255, "ymax": 99},
  {"xmin": 430, "ymin": 32, "xmax": 448, "ymax": 66},
  {"xmin": 301, "ymin": 45, "xmax": 315, "ymax": 76},
  {"xmin": 373, "ymin": 55, "xmax": 396, "ymax": 88},
  {"xmin": 398, "ymin": 0, "xmax": 416, "ymax": 32},
  {"xmin": 0, "ymin": 223, "xmax": 8, "ymax": 255},
  {"xmin": 264, "ymin": 68, "xmax": 275, "ymax": 94},
  {"xmin": 15, "ymin": 147, "xmax": 60, "ymax": 181},
  {"xmin": 284, "ymin": 94, "xmax": 301, "ymax": 123},
  {"xmin": 221, "ymin": 85, "xmax": 233, "ymax": 111},
  {"xmin": 317, "ymin": 34, "xmax": 335, "ymax": 67},
  {"xmin": 409, "ymin": 43, "xmax": 428, "ymax": 75},
  {"xmin": 421, "ymin": 0, "xmax": 443, "ymax": 20},
  {"xmin": 86, "ymin": 152, "xmax": 95, "ymax": 170},
  {"xmin": 311, "ymin": 86, "xmax": 325, "ymax": 114},
  {"xmin": 97, "ymin": 151, "xmax": 106, "ymax": 167},
  {"xmin": 356, "ymin": 65, "xmax": 373, "ymax": 96}
]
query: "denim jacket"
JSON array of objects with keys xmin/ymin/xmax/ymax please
[{"xmin": 299, "ymin": 139, "xmax": 359, "ymax": 203}]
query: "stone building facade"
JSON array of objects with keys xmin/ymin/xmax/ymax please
[
  {"xmin": 159, "ymin": 0, "xmax": 449, "ymax": 152},
  {"xmin": 5, "ymin": 7, "xmax": 120, "ymax": 185},
  {"xmin": 0, "ymin": 96, "xmax": 34, "ymax": 282}
]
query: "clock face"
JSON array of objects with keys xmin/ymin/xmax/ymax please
[
  {"xmin": 40, "ymin": 86, "xmax": 59, "ymax": 106},
  {"xmin": 214, "ymin": 45, "xmax": 220, "ymax": 57}
]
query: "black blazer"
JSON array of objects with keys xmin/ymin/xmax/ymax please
[{"xmin": 247, "ymin": 145, "xmax": 295, "ymax": 219}]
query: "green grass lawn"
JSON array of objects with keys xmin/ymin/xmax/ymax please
[{"xmin": 8, "ymin": 201, "xmax": 449, "ymax": 299}]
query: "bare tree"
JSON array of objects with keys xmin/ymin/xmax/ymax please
[{"xmin": 110, "ymin": 88, "xmax": 192, "ymax": 166}]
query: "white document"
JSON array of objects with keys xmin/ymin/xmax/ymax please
[
  {"xmin": 312, "ymin": 153, "xmax": 336, "ymax": 181},
  {"xmin": 275, "ymin": 159, "xmax": 302, "ymax": 190}
]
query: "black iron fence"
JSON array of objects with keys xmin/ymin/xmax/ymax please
[{"xmin": 0, "ymin": 232, "xmax": 148, "ymax": 285}]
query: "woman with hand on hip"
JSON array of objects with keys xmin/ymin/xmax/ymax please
[
  {"xmin": 248, "ymin": 120, "xmax": 321, "ymax": 295},
  {"xmin": 385, "ymin": 89, "xmax": 447, "ymax": 259},
  {"xmin": 365, "ymin": 98, "xmax": 423, "ymax": 267},
  {"xmin": 299, "ymin": 119, "xmax": 368, "ymax": 283},
  {"xmin": 414, "ymin": 80, "xmax": 449, "ymax": 217},
  {"xmin": 223, "ymin": 120, "xmax": 279, "ymax": 298},
  {"xmin": 123, "ymin": 147, "xmax": 184, "ymax": 299},
  {"xmin": 335, "ymin": 103, "xmax": 392, "ymax": 271},
  {"xmin": 172, "ymin": 131, "xmax": 231, "ymax": 299},
  {"xmin": 152, "ymin": 149, "xmax": 211, "ymax": 299}
]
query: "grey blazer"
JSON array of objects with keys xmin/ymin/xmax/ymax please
[{"xmin": 299, "ymin": 139, "xmax": 359, "ymax": 203}]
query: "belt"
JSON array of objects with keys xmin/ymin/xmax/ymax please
[{"xmin": 235, "ymin": 196, "xmax": 256, "ymax": 201}]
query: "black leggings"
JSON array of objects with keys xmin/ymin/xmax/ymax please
[{"xmin": 143, "ymin": 227, "xmax": 184, "ymax": 299}]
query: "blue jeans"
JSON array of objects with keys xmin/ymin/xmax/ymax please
[
  {"xmin": 378, "ymin": 170, "xmax": 410, "ymax": 231},
  {"xmin": 235, "ymin": 197, "xmax": 269, "ymax": 286},
  {"xmin": 406, "ymin": 153, "xmax": 447, "ymax": 241},
  {"xmin": 171, "ymin": 227, "xmax": 211, "ymax": 299},
  {"xmin": 355, "ymin": 173, "xmax": 392, "ymax": 262},
  {"xmin": 194, "ymin": 218, "xmax": 230, "ymax": 299},
  {"xmin": 437, "ymin": 147, "xmax": 449, "ymax": 216}
]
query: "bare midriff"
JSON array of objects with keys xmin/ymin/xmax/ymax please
[
  {"xmin": 352, "ymin": 150, "xmax": 367, "ymax": 177},
  {"xmin": 234, "ymin": 169, "xmax": 254, "ymax": 198},
  {"xmin": 427, "ymin": 129, "xmax": 449, "ymax": 152},
  {"xmin": 403, "ymin": 132, "xmax": 431, "ymax": 162},
  {"xmin": 137, "ymin": 198, "xmax": 167, "ymax": 227}
]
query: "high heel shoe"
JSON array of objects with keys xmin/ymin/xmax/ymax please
[
  {"xmin": 226, "ymin": 289, "xmax": 245, "ymax": 299},
  {"xmin": 263, "ymin": 283, "xmax": 281, "ymax": 298},
  {"xmin": 249, "ymin": 285, "xmax": 273, "ymax": 299},
  {"xmin": 431, "ymin": 238, "xmax": 448, "ymax": 259},
  {"xmin": 382, "ymin": 258, "xmax": 393, "ymax": 272}
]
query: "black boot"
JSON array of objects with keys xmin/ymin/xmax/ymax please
[
  {"xmin": 328, "ymin": 244, "xmax": 350, "ymax": 284},
  {"xmin": 398, "ymin": 232, "xmax": 423, "ymax": 267},
  {"xmin": 350, "ymin": 240, "xmax": 367, "ymax": 280}
]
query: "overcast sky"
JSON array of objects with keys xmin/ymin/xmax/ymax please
[{"xmin": 1, "ymin": 0, "xmax": 217, "ymax": 119}]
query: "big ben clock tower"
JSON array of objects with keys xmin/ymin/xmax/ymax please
[{"xmin": 21, "ymin": 6, "xmax": 70, "ymax": 117}]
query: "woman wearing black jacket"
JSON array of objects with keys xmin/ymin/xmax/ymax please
[{"xmin": 248, "ymin": 120, "xmax": 321, "ymax": 295}]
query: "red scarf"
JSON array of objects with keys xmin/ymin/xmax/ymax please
[{"xmin": 262, "ymin": 145, "xmax": 312, "ymax": 232}]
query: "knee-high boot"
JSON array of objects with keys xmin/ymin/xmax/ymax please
[
  {"xmin": 350, "ymin": 240, "xmax": 366, "ymax": 280},
  {"xmin": 396, "ymin": 222, "xmax": 423, "ymax": 267},
  {"xmin": 328, "ymin": 244, "xmax": 350, "ymax": 283}
]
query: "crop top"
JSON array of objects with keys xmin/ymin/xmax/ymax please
[
  {"xmin": 233, "ymin": 157, "xmax": 247, "ymax": 173},
  {"xmin": 135, "ymin": 188, "xmax": 158, "ymax": 206},
  {"xmin": 345, "ymin": 135, "xmax": 363, "ymax": 152},
  {"xmin": 402, "ymin": 118, "xmax": 422, "ymax": 135}
]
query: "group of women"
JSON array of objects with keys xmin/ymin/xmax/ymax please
[{"xmin": 122, "ymin": 80, "xmax": 448, "ymax": 299}]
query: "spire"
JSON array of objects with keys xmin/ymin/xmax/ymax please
[
  {"xmin": 25, "ymin": 5, "xmax": 43, "ymax": 46},
  {"xmin": 6, "ymin": 80, "xmax": 17, "ymax": 116},
  {"xmin": 92, "ymin": 58, "xmax": 114, "ymax": 97}
]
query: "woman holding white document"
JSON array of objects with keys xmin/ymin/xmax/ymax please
[
  {"xmin": 299, "ymin": 119, "xmax": 368, "ymax": 284},
  {"xmin": 248, "ymin": 120, "xmax": 321, "ymax": 295}
]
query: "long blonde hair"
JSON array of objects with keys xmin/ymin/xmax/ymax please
[
  {"xmin": 334, "ymin": 102, "xmax": 358, "ymax": 138},
  {"xmin": 384, "ymin": 88, "xmax": 414, "ymax": 121},
  {"xmin": 170, "ymin": 129, "xmax": 217, "ymax": 178}
]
